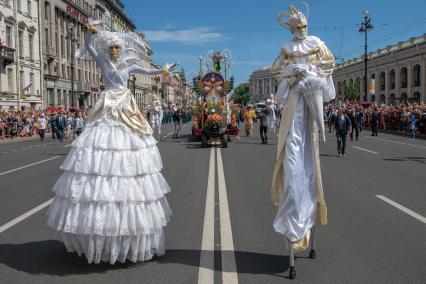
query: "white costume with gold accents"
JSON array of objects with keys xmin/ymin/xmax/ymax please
[
  {"xmin": 47, "ymin": 24, "xmax": 173, "ymax": 264},
  {"xmin": 271, "ymin": 5, "xmax": 336, "ymax": 252}
]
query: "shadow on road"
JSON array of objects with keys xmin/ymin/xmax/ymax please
[
  {"xmin": 161, "ymin": 249, "xmax": 289, "ymax": 276},
  {"xmin": 0, "ymin": 240, "xmax": 136, "ymax": 275},
  {"xmin": 0, "ymin": 242, "xmax": 289, "ymax": 277}
]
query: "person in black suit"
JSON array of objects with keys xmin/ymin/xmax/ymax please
[
  {"xmin": 55, "ymin": 112, "xmax": 67, "ymax": 142},
  {"xmin": 371, "ymin": 108, "xmax": 379, "ymax": 136},
  {"xmin": 348, "ymin": 108, "xmax": 360, "ymax": 141},
  {"xmin": 335, "ymin": 109, "xmax": 351, "ymax": 157}
]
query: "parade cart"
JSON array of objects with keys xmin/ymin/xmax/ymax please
[{"xmin": 191, "ymin": 51, "xmax": 239, "ymax": 147}]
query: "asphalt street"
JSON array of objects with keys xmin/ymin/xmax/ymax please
[{"xmin": 0, "ymin": 122, "xmax": 425, "ymax": 283}]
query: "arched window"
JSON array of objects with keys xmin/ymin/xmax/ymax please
[
  {"xmin": 389, "ymin": 94, "xmax": 396, "ymax": 105},
  {"xmin": 389, "ymin": 70, "xmax": 395, "ymax": 89},
  {"xmin": 400, "ymin": 67, "xmax": 408, "ymax": 88},
  {"xmin": 413, "ymin": 65, "xmax": 420, "ymax": 87},
  {"xmin": 413, "ymin": 92, "xmax": 420, "ymax": 103},
  {"xmin": 379, "ymin": 71, "xmax": 385, "ymax": 91},
  {"xmin": 379, "ymin": 94, "xmax": 386, "ymax": 104},
  {"xmin": 343, "ymin": 80, "xmax": 347, "ymax": 98},
  {"xmin": 355, "ymin": 77, "xmax": 361, "ymax": 91},
  {"xmin": 401, "ymin": 93, "xmax": 407, "ymax": 103},
  {"xmin": 370, "ymin": 73, "xmax": 376, "ymax": 79},
  {"xmin": 371, "ymin": 95, "xmax": 376, "ymax": 102}
]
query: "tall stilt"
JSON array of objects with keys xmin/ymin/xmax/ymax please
[
  {"xmin": 309, "ymin": 226, "xmax": 316, "ymax": 259},
  {"xmin": 288, "ymin": 239, "xmax": 296, "ymax": 279}
]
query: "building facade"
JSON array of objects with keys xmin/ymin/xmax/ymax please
[
  {"xmin": 41, "ymin": 0, "xmax": 101, "ymax": 110},
  {"xmin": 333, "ymin": 34, "xmax": 426, "ymax": 104},
  {"xmin": 249, "ymin": 66, "xmax": 278, "ymax": 102},
  {"xmin": 0, "ymin": 0, "xmax": 43, "ymax": 110}
]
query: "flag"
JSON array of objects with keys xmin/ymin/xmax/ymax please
[{"xmin": 23, "ymin": 81, "xmax": 32, "ymax": 92}]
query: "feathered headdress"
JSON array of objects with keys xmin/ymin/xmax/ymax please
[
  {"xmin": 76, "ymin": 19, "xmax": 149, "ymax": 64},
  {"xmin": 278, "ymin": 3, "xmax": 309, "ymax": 31}
]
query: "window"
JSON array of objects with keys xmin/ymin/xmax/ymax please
[
  {"xmin": 18, "ymin": 31, "xmax": 24, "ymax": 58},
  {"xmin": 45, "ymin": 2, "xmax": 50, "ymax": 20},
  {"xmin": 30, "ymin": 73, "xmax": 35, "ymax": 94},
  {"xmin": 29, "ymin": 34, "xmax": 34, "ymax": 60},
  {"xmin": 61, "ymin": 35, "xmax": 64, "ymax": 57},
  {"xmin": 45, "ymin": 28, "xmax": 49, "ymax": 50},
  {"xmin": 6, "ymin": 26, "xmax": 12, "ymax": 47},
  {"xmin": 20, "ymin": 71, "xmax": 24, "ymax": 92},
  {"xmin": 27, "ymin": 0, "xmax": 32, "ymax": 16},
  {"xmin": 17, "ymin": 0, "xmax": 22, "ymax": 12},
  {"xmin": 8, "ymin": 68, "xmax": 14, "ymax": 93}
]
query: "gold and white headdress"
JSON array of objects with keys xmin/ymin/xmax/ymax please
[{"xmin": 278, "ymin": 3, "xmax": 309, "ymax": 31}]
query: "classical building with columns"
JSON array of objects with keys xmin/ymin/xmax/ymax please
[
  {"xmin": 249, "ymin": 66, "xmax": 278, "ymax": 102},
  {"xmin": 333, "ymin": 34, "xmax": 426, "ymax": 104},
  {"xmin": 0, "ymin": 0, "xmax": 43, "ymax": 111}
]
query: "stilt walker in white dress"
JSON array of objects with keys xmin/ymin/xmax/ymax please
[
  {"xmin": 47, "ymin": 20, "xmax": 177, "ymax": 264},
  {"xmin": 150, "ymin": 96, "xmax": 164, "ymax": 140},
  {"xmin": 270, "ymin": 4, "xmax": 336, "ymax": 279}
]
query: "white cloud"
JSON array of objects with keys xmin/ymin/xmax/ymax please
[{"xmin": 144, "ymin": 27, "xmax": 230, "ymax": 45}]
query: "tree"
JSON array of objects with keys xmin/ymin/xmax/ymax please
[
  {"xmin": 233, "ymin": 83, "xmax": 251, "ymax": 106},
  {"xmin": 345, "ymin": 82, "xmax": 360, "ymax": 101}
]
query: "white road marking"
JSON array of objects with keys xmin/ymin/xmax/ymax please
[
  {"xmin": 217, "ymin": 148, "xmax": 239, "ymax": 284},
  {"xmin": 161, "ymin": 131, "xmax": 175, "ymax": 140},
  {"xmin": 0, "ymin": 156, "xmax": 61, "ymax": 176},
  {"xmin": 0, "ymin": 198, "xmax": 54, "ymax": 234},
  {"xmin": 12, "ymin": 149, "xmax": 17, "ymax": 152},
  {"xmin": 36, "ymin": 145, "xmax": 41, "ymax": 147},
  {"xmin": 2, "ymin": 152, "xmax": 8, "ymax": 154},
  {"xmin": 376, "ymin": 195, "xmax": 426, "ymax": 224},
  {"xmin": 352, "ymin": 146, "xmax": 379, "ymax": 154},
  {"xmin": 366, "ymin": 136, "xmax": 426, "ymax": 149},
  {"xmin": 197, "ymin": 147, "xmax": 215, "ymax": 284},
  {"xmin": 63, "ymin": 144, "xmax": 72, "ymax": 148}
]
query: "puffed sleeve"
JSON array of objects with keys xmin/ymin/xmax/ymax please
[
  {"xmin": 315, "ymin": 44, "xmax": 335, "ymax": 76},
  {"xmin": 271, "ymin": 48, "xmax": 290, "ymax": 81}
]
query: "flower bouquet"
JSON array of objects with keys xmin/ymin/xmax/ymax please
[{"xmin": 205, "ymin": 113, "xmax": 225, "ymax": 129}]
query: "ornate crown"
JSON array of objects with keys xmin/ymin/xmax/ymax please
[{"xmin": 278, "ymin": 3, "xmax": 309, "ymax": 30}]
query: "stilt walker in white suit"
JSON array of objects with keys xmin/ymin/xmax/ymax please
[
  {"xmin": 151, "ymin": 96, "xmax": 164, "ymax": 140},
  {"xmin": 270, "ymin": 3, "xmax": 336, "ymax": 279}
]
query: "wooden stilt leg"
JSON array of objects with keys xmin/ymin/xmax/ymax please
[{"xmin": 288, "ymin": 239, "xmax": 296, "ymax": 279}]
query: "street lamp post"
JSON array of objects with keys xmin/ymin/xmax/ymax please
[
  {"xmin": 67, "ymin": 22, "xmax": 76, "ymax": 110},
  {"xmin": 359, "ymin": 10, "xmax": 373, "ymax": 102}
]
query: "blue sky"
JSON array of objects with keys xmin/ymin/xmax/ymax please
[{"xmin": 123, "ymin": 0, "xmax": 426, "ymax": 85}]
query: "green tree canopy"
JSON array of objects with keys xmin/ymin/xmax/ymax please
[
  {"xmin": 233, "ymin": 83, "xmax": 251, "ymax": 105},
  {"xmin": 345, "ymin": 82, "xmax": 361, "ymax": 101}
]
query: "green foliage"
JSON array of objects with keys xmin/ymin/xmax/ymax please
[
  {"xmin": 233, "ymin": 83, "xmax": 251, "ymax": 105},
  {"xmin": 345, "ymin": 82, "xmax": 361, "ymax": 101}
]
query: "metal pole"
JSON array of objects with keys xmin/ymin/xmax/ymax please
[
  {"xmin": 364, "ymin": 18, "xmax": 368, "ymax": 102},
  {"xmin": 70, "ymin": 25, "xmax": 75, "ymax": 110}
]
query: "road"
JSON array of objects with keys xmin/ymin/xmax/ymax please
[{"xmin": 0, "ymin": 122, "xmax": 425, "ymax": 283}]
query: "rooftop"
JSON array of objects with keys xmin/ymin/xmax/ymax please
[{"xmin": 336, "ymin": 33, "xmax": 426, "ymax": 70}]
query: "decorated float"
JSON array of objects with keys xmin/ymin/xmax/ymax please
[{"xmin": 191, "ymin": 50, "xmax": 240, "ymax": 147}]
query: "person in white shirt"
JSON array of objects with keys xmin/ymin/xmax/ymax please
[
  {"xmin": 37, "ymin": 114, "xmax": 47, "ymax": 141},
  {"xmin": 74, "ymin": 112, "xmax": 84, "ymax": 136}
]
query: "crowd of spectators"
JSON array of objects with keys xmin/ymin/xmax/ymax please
[
  {"xmin": 324, "ymin": 101, "xmax": 426, "ymax": 138},
  {"xmin": 0, "ymin": 109, "xmax": 87, "ymax": 140},
  {"xmin": 1, "ymin": 105, "xmax": 193, "ymax": 141}
]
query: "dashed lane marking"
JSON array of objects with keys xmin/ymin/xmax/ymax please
[
  {"xmin": 352, "ymin": 146, "xmax": 379, "ymax": 154},
  {"xmin": 0, "ymin": 198, "xmax": 54, "ymax": 234},
  {"xmin": 376, "ymin": 195, "xmax": 426, "ymax": 224},
  {"xmin": 0, "ymin": 156, "xmax": 61, "ymax": 176}
]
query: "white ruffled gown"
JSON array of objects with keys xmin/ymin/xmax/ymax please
[{"xmin": 47, "ymin": 42, "xmax": 172, "ymax": 264}]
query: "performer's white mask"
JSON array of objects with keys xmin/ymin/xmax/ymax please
[{"xmin": 292, "ymin": 25, "xmax": 308, "ymax": 40}]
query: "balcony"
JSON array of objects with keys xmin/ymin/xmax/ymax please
[{"xmin": 0, "ymin": 47, "xmax": 15, "ymax": 66}]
